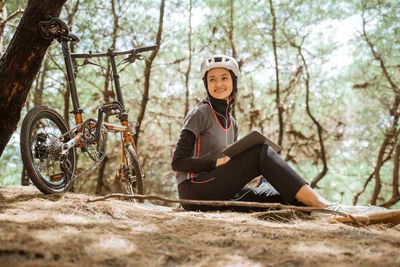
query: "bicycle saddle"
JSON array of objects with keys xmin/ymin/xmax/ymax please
[{"xmin": 39, "ymin": 17, "xmax": 80, "ymax": 43}]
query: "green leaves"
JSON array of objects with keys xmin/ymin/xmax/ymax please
[{"xmin": 0, "ymin": 0, "xmax": 399, "ymax": 207}]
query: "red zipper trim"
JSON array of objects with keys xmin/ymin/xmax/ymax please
[
  {"xmin": 191, "ymin": 177, "xmax": 215, "ymax": 183},
  {"xmin": 205, "ymin": 103, "xmax": 232, "ymax": 131},
  {"xmin": 190, "ymin": 135, "xmax": 201, "ymax": 179}
]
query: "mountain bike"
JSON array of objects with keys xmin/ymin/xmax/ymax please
[{"xmin": 20, "ymin": 18, "xmax": 156, "ymax": 197}]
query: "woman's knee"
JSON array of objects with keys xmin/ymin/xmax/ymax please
[{"xmin": 260, "ymin": 144, "xmax": 278, "ymax": 157}]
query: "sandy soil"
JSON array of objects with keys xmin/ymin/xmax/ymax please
[{"xmin": 1, "ymin": 185, "xmax": 400, "ymax": 266}]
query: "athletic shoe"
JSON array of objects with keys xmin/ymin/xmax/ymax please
[
  {"xmin": 353, "ymin": 205, "xmax": 389, "ymax": 216},
  {"xmin": 310, "ymin": 202, "xmax": 348, "ymax": 217},
  {"xmin": 311, "ymin": 203, "xmax": 390, "ymax": 217}
]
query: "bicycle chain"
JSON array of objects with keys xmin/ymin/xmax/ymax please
[
  {"xmin": 59, "ymin": 118, "xmax": 138, "ymax": 184},
  {"xmin": 52, "ymin": 119, "xmax": 106, "ymax": 184},
  {"xmin": 68, "ymin": 153, "xmax": 106, "ymax": 184}
]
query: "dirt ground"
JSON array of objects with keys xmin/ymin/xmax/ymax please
[{"xmin": 1, "ymin": 185, "xmax": 400, "ymax": 267}]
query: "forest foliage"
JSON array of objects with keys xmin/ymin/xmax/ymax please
[{"xmin": 0, "ymin": 0, "xmax": 399, "ymax": 208}]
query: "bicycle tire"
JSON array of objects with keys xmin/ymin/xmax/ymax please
[
  {"xmin": 20, "ymin": 106, "xmax": 76, "ymax": 194},
  {"xmin": 125, "ymin": 143, "xmax": 144, "ymax": 197}
]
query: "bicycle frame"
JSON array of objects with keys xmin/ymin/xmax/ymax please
[
  {"xmin": 60, "ymin": 39, "xmax": 156, "ymax": 161},
  {"xmin": 21, "ymin": 17, "xmax": 155, "ymax": 195}
]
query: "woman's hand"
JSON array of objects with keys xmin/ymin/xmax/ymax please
[{"xmin": 216, "ymin": 156, "xmax": 231, "ymax": 167}]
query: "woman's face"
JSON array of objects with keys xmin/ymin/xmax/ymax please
[{"xmin": 206, "ymin": 67, "xmax": 233, "ymax": 100}]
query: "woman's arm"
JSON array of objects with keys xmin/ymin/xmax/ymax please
[{"xmin": 171, "ymin": 129, "xmax": 217, "ymax": 172}]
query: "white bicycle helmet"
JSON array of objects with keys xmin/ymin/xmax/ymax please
[{"xmin": 201, "ymin": 55, "xmax": 240, "ymax": 80}]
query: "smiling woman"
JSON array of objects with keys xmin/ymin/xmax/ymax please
[
  {"xmin": 170, "ymin": 54, "xmax": 339, "ymax": 212},
  {"xmin": 170, "ymin": 54, "xmax": 393, "ymax": 215},
  {"xmin": 206, "ymin": 68, "xmax": 233, "ymax": 100}
]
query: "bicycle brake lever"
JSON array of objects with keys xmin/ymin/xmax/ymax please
[
  {"xmin": 75, "ymin": 53, "xmax": 103, "ymax": 69},
  {"xmin": 140, "ymin": 55, "xmax": 151, "ymax": 63},
  {"xmin": 122, "ymin": 53, "xmax": 138, "ymax": 64}
]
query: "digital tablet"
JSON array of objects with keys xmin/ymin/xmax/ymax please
[{"xmin": 222, "ymin": 130, "xmax": 281, "ymax": 158}]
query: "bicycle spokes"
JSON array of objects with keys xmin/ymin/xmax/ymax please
[
  {"xmin": 22, "ymin": 108, "xmax": 76, "ymax": 193},
  {"xmin": 32, "ymin": 132, "xmax": 72, "ymax": 184}
]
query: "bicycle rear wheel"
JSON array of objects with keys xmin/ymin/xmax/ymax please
[
  {"xmin": 20, "ymin": 106, "xmax": 76, "ymax": 194},
  {"xmin": 123, "ymin": 143, "xmax": 144, "ymax": 197}
]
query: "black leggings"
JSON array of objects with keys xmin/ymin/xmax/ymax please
[{"xmin": 178, "ymin": 144, "xmax": 307, "ymax": 211}]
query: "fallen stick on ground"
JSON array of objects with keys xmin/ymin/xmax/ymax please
[{"xmin": 87, "ymin": 193, "xmax": 363, "ymax": 226}]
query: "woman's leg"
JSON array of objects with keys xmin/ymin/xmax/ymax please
[
  {"xmin": 178, "ymin": 144, "xmax": 313, "ymax": 210},
  {"xmin": 178, "ymin": 145, "xmax": 264, "ymax": 210},
  {"xmin": 295, "ymin": 184, "xmax": 330, "ymax": 208},
  {"xmin": 228, "ymin": 185, "xmax": 306, "ymax": 212},
  {"xmin": 257, "ymin": 146, "xmax": 330, "ymax": 208}
]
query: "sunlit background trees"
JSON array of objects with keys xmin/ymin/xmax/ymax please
[{"xmin": 1, "ymin": 0, "xmax": 399, "ymax": 208}]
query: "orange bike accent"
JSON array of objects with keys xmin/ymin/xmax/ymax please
[
  {"xmin": 121, "ymin": 121, "xmax": 131, "ymax": 165},
  {"xmin": 74, "ymin": 113, "xmax": 83, "ymax": 131},
  {"xmin": 120, "ymin": 121, "xmax": 137, "ymax": 150},
  {"xmin": 73, "ymin": 113, "xmax": 85, "ymax": 148}
]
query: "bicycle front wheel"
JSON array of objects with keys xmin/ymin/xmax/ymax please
[
  {"xmin": 20, "ymin": 106, "xmax": 76, "ymax": 194},
  {"xmin": 124, "ymin": 144, "xmax": 144, "ymax": 196}
]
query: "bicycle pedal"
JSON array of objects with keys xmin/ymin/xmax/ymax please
[{"xmin": 50, "ymin": 173, "xmax": 64, "ymax": 182}]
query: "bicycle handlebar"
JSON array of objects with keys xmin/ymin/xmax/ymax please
[{"xmin": 71, "ymin": 45, "xmax": 157, "ymax": 59}]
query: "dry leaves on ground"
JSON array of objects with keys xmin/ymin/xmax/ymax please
[{"xmin": 1, "ymin": 185, "xmax": 400, "ymax": 266}]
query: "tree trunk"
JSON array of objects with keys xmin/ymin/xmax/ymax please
[
  {"xmin": 0, "ymin": 0, "xmax": 67, "ymax": 157},
  {"xmin": 299, "ymin": 51, "xmax": 328, "ymax": 189},
  {"xmin": 134, "ymin": 0, "xmax": 165, "ymax": 147},
  {"xmin": 392, "ymin": 141, "xmax": 400, "ymax": 199},
  {"xmin": 96, "ymin": 155, "xmax": 109, "ymax": 194},
  {"xmin": 228, "ymin": 0, "xmax": 237, "ymax": 118},
  {"xmin": 361, "ymin": 3, "xmax": 400, "ymax": 205},
  {"xmin": 268, "ymin": 0, "xmax": 284, "ymax": 149},
  {"xmin": 371, "ymin": 131, "xmax": 393, "ymax": 204},
  {"xmin": 33, "ymin": 56, "xmax": 49, "ymax": 107},
  {"xmin": 352, "ymin": 144, "xmax": 394, "ymax": 205},
  {"xmin": 183, "ymin": 0, "xmax": 192, "ymax": 118},
  {"xmin": 248, "ymin": 77, "xmax": 257, "ymax": 132}
]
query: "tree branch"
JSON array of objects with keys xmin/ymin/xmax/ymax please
[
  {"xmin": 1, "ymin": 8, "xmax": 24, "ymax": 28},
  {"xmin": 283, "ymin": 30, "xmax": 328, "ymax": 188},
  {"xmin": 361, "ymin": 2, "xmax": 399, "ymax": 94},
  {"xmin": 183, "ymin": 0, "xmax": 192, "ymax": 118},
  {"xmin": 134, "ymin": 0, "xmax": 165, "ymax": 147},
  {"xmin": 268, "ymin": 0, "xmax": 284, "ymax": 149},
  {"xmin": 87, "ymin": 193, "xmax": 362, "ymax": 225},
  {"xmin": 361, "ymin": 1, "xmax": 400, "ymax": 204},
  {"xmin": 379, "ymin": 195, "xmax": 400, "ymax": 208}
]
